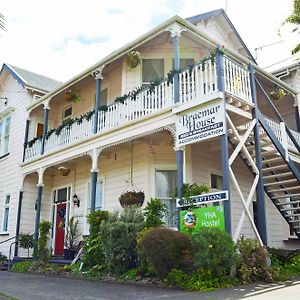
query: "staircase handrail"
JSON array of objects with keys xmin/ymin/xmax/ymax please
[
  {"xmin": 0, "ymin": 235, "xmax": 16, "ymax": 245},
  {"xmin": 255, "ymin": 78, "xmax": 300, "ymax": 154},
  {"xmin": 256, "ymin": 109, "xmax": 300, "ymax": 182}
]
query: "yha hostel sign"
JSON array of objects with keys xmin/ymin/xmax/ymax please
[{"xmin": 175, "ymin": 99, "xmax": 225, "ymax": 148}]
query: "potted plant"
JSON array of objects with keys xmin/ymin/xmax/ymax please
[
  {"xmin": 64, "ymin": 88, "xmax": 82, "ymax": 103},
  {"xmin": 119, "ymin": 190, "xmax": 145, "ymax": 208},
  {"xmin": 269, "ymin": 88, "xmax": 286, "ymax": 101},
  {"xmin": 64, "ymin": 217, "xmax": 80, "ymax": 260},
  {"xmin": 125, "ymin": 50, "xmax": 142, "ymax": 69}
]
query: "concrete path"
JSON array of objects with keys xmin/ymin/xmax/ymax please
[{"xmin": 0, "ymin": 271, "xmax": 299, "ymax": 300}]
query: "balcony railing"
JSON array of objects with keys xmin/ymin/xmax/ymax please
[{"xmin": 23, "ymin": 54, "xmax": 258, "ymax": 162}]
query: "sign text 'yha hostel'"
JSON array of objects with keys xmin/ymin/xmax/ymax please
[{"xmin": 175, "ymin": 99, "xmax": 225, "ymax": 148}]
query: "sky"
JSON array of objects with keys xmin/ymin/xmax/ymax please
[{"xmin": 0, "ymin": 0, "xmax": 297, "ymax": 82}]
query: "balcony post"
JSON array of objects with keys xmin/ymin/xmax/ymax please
[
  {"xmin": 22, "ymin": 116, "xmax": 30, "ymax": 162},
  {"xmin": 295, "ymin": 96, "xmax": 300, "ymax": 132},
  {"xmin": 89, "ymin": 148, "xmax": 100, "ymax": 213},
  {"xmin": 34, "ymin": 168, "xmax": 45, "ymax": 241},
  {"xmin": 216, "ymin": 49, "xmax": 231, "ymax": 234},
  {"xmin": 167, "ymin": 23, "xmax": 186, "ymax": 103},
  {"xmin": 92, "ymin": 67, "xmax": 104, "ymax": 134},
  {"xmin": 40, "ymin": 102, "xmax": 50, "ymax": 155},
  {"xmin": 249, "ymin": 64, "xmax": 268, "ymax": 246},
  {"xmin": 14, "ymin": 189, "xmax": 24, "ymax": 257}
]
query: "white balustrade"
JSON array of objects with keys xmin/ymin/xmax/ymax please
[
  {"xmin": 223, "ymin": 56, "xmax": 252, "ymax": 103},
  {"xmin": 24, "ymin": 139, "xmax": 42, "ymax": 161},
  {"xmin": 179, "ymin": 59, "xmax": 217, "ymax": 103}
]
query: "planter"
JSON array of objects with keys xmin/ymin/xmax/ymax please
[
  {"xmin": 119, "ymin": 191, "xmax": 145, "ymax": 208},
  {"xmin": 63, "ymin": 249, "xmax": 76, "ymax": 260},
  {"xmin": 126, "ymin": 51, "xmax": 142, "ymax": 69}
]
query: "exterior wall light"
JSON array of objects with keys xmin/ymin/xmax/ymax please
[{"xmin": 73, "ymin": 194, "xmax": 80, "ymax": 207}]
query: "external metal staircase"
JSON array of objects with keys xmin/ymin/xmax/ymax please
[{"xmin": 229, "ymin": 109, "xmax": 300, "ymax": 238}]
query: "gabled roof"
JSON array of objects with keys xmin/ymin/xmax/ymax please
[
  {"xmin": 0, "ymin": 63, "xmax": 62, "ymax": 93},
  {"xmin": 186, "ymin": 9, "xmax": 255, "ymax": 62}
]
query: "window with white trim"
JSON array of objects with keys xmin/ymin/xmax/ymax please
[
  {"xmin": 2, "ymin": 195, "xmax": 10, "ymax": 232},
  {"xmin": 0, "ymin": 115, "xmax": 12, "ymax": 156},
  {"xmin": 61, "ymin": 105, "xmax": 73, "ymax": 124},
  {"xmin": 211, "ymin": 174, "xmax": 223, "ymax": 206},
  {"xmin": 87, "ymin": 181, "xmax": 103, "ymax": 212},
  {"xmin": 142, "ymin": 59, "xmax": 164, "ymax": 84}
]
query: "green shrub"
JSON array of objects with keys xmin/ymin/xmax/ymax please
[
  {"xmin": 166, "ymin": 268, "xmax": 239, "ymax": 292},
  {"xmin": 237, "ymin": 236, "xmax": 277, "ymax": 283},
  {"xmin": 82, "ymin": 210, "xmax": 109, "ymax": 269},
  {"xmin": 33, "ymin": 220, "xmax": 52, "ymax": 263},
  {"xmin": 11, "ymin": 260, "xmax": 33, "ymax": 273},
  {"xmin": 192, "ymin": 228, "xmax": 237, "ymax": 277},
  {"xmin": 19, "ymin": 233, "xmax": 35, "ymax": 258},
  {"xmin": 87, "ymin": 210, "xmax": 109, "ymax": 237},
  {"xmin": 271, "ymin": 252, "xmax": 300, "ymax": 280},
  {"xmin": 171, "ymin": 183, "xmax": 209, "ymax": 199},
  {"xmin": 138, "ymin": 227, "xmax": 195, "ymax": 278},
  {"xmin": 0, "ymin": 252, "xmax": 7, "ymax": 264},
  {"xmin": 144, "ymin": 198, "xmax": 167, "ymax": 228},
  {"xmin": 100, "ymin": 208, "xmax": 145, "ymax": 275}
]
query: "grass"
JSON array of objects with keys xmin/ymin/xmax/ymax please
[{"xmin": 0, "ymin": 292, "xmax": 19, "ymax": 300}]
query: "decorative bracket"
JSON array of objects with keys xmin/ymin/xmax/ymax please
[
  {"xmin": 166, "ymin": 23, "xmax": 186, "ymax": 38},
  {"xmin": 37, "ymin": 167, "xmax": 45, "ymax": 186},
  {"xmin": 91, "ymin": 65, "xmax": 105, "ymax": 80},
  {"xmin": 88, "ymin": 147, "xmax": 103, "ymax": 172}
]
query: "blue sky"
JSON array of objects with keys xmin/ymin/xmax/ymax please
[{"xmin": 0, "ymin": 0, "xmax": 296, "ymax": 81}]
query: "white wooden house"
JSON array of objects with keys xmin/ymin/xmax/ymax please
[
  {"xmin": 0, "ymin": 64, "xmax": 61, "ymax": 256},
  {"xmin": 1, "ymin": 9, "xmax": 300, "ymax": 258}
]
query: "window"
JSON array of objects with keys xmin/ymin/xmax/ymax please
[
  {"xmin": 2, "ymin": 195, "xmax": 10, "ymax": 232},
  {"xmin": 0, "ymin": 115, "xmax": 11, "ymax": 156},
  {"xmin": 36, "ymin": 123, "xmax": 44, "ymax": 138},
  {"xmin": 155, "ymin": 170, "xmax": 177, "ymax": 227},
  {"xmin": 142, "ymin": 59, "xmax": 164, "ymax": 83},
  {"xmin": 211, "ymin": 174, "xmax": 223, "ymax": 190},
  {"xmin": 62, "ymin": 106, "xmax": 73, "ymax": 124},
  {"xmin": 94, "ymin": 88, "xmax": 108, "ymax": 107},
  {"xmin": 87, "ymin": 181, "xmax": 103, "ymax": 211},
  {"xmin": 172, "ymin": 58, "xmax": 194, "ymax": 70}
]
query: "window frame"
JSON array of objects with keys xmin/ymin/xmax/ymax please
[
  {"xmin": 61, "ymin": 105, "xmax": 73, "ymax": 124},
  {"xmin": 0, "ymin": 114, "xmax": 12, "ymax": 156},
  {"xmin": 1, "ymin": 194, "xmax": 10, "ymax": 234},
  {"xmin": 142, "ymin": 59, "xmax": 165, "ymax": 85}
]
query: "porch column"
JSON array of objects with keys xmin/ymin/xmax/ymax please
[
  {"xmin": 216, "ymin": 49, "xmax": 231, "ymax": 234},
  {"xmin": 295, "ymin": 104, "xmax": 300, "ymax": 132},
  {"xmin": 92, "ymin": 67, "xmax": 104, "ymax": 134},
  {"xmin": 22, "ymin": 117, "xmax": 30, "ymax": 162},
  {"xmin": 40, "ymin": 102, "xmax": 50, "ymax": 155},
  {"xmin": 249, "ymin": 64, "xmax": 268, "ymax": 246},
  {"xmin": 34, "ymin": 168, "xmax": 45, "ymax": 241},
  {"xmin": 90, "ymin": 149, "xmax": 100, "ymax": 212},
  {"xmin": 167, "ymin": 23, "xmax": 186, "ymax": 103},
  {"xmin": 14, "ymin": 190, "xmax": 24, "ymax": 257}
]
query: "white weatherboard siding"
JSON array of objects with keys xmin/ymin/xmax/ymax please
[{"xmin": 0, "ymin": 72, "xmax": 28, "ymax": 256}]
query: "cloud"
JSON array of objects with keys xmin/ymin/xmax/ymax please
[{"xmin": 0, "ymin": 0, "xmax": 295, "ymax": 81}]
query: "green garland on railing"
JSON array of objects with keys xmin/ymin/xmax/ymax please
[{"xmin": 26, "ymin": 48, "xmax": 223, "ymax": 148}]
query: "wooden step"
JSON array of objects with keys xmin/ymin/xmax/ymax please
[
  {"xmin": 280, "ymin": 206, "xmax": 300, "ymax": 212},
  {"xmin": 264, "ymin": 172, "xmax": 293, "ymax": 180},
  {"xmin": 284, "ymin": 213, "xmax": 300, "ymax": 218},
  {"xmin": 262, "ymin": 157, "xmax": 284, "ymax": 164},
  {"xmin": 263, "ymin": 165, "xmax": 288, "ymax": 172},
  {"xmin": 264, "ymin": 179, "xmax": 298, "ymax": 187},
  {"xmin": 276, "ymin": 200, "xmax": 300, "ymax": 206},
  {"xmin": 288, "ymin": 219, "xmax": 300, "ymax": 223},
  {"xmin": 261, "ymin": 149, "xmax": 278, "ymax": 156},
  {"xmin": 248, "ymin": 141, "xmax": 273, "ymax": 150},
  {"xmin": 272, "ymin": 193, "xmax": 300, "ymax": 200},
  {"xmin": 269, "ymin": 186, "xmax": 300, "ymax": 193}
]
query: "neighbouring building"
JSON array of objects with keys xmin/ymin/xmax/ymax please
[{"xmin": 0, "ymin": 9, "xmax": 299, "ymax": 258}]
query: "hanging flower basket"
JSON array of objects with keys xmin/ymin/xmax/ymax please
[
  {"xmin": 64, "ymin": 88, "xmax": 82, "ymax": 103},
  {"xmin": 269, "ymin": 89, "xmax": 286, "ymax": 101},
  {"xmin": 126, "ymin": 51, "xmax": 142, "ymax": 69},
  {"xmin": 119, "ymin": 190, "xmax": 145, "ymax": 208}
]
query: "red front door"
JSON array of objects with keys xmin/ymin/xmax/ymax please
[{"xmin": 54, "ymin": 203, "xmax": 66, "ymax": 255}]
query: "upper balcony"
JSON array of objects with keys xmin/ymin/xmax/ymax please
[{"xmin": 23, "ymin": 50, "xmax": 300, "ymax": 165}]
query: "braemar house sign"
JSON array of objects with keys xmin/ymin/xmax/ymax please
[{"xmin": 175, "ymin": 99, "xmax": 225, "ymax": 148}]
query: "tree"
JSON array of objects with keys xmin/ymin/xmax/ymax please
[
  {"xmin": 284, "ymin": 0, "xmax": 300, "ymax": 54},
  {"xmin": 0, "ymin": 13, "xmax": 4, "ymax": 31}
]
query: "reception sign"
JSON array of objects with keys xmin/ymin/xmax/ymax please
[
  {"xmin": 180, "ymin": 206, "xmax": 225, "ymax": 234},
  {"xmin": 175, "ymin": 99, "xmax": 225, "ymax": 148}
]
